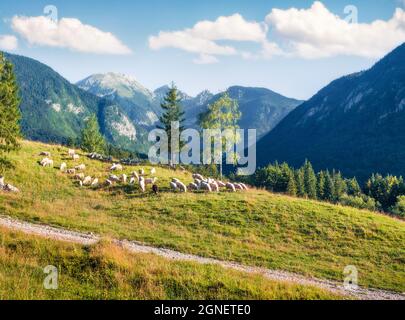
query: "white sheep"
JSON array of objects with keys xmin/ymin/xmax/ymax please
[
  {"xmin": 139, "ymin": 177, "xmax": 146, "ymax": 192},
  {"xmin": 75, "ymin": 164, "xmax": 86, "ymax": 171},
  {"xmin": 188, "ymin": 182, "xmax": 199, "ymax": 191},
  {"xmin": 176, "ymin": 181, "xmax": 187, "ymax": 193},
  {"xmin": 110, "ymin": 163, "xmax": 123, "ymax": 171},
  {"xmin": 139, "ymin": 168, "xmax": 145, "ymax": 175},
  {"xmin": 200, "ymin": 182, "xmax": 212, "ymax": 192},
  {"xmin": 4, "ymin": 184, "xmax": 19, "ymax": 193},
  {"xmin": 68, "ymin": 149, "xmax": 76, "ymax": 157},
  {"xmin": 40, "ymin": 158, "xmax": 54, "ymax": 167},
  {"xmin": 105, "ymin": 179, "xmax": 113, "ymax": 186},
  {"xmin": 131, "ymin": 171, "xmax": 139, "ymax": 180},
  {"xmin": 129, "ymin": 176, "xmax": 137, "ymax": 185},
  {"xmin": 91, "ymin": 178, "xmax": 99, "ymax": 187},
  {"xmin": 74, "ymin": 173, "xmax": 85, "ymax": 181},
  {"xmin": 0, "ymin": 176, "xmax": 5, "ymax": 188},
  {"xmin": 60, "ymin": 162, "xmax": 67, "ymax": 172},
  {"xmin": 240, "ymin": 183, "xmax": 249, "ymax": 190},
  {"xmin": 150, "ymin": 168, "xmax": 156, "ymax": 175},
  {"xmin": 40, "ymin": 151, "xmax": 51, "ymax": 157},
  {"xmin": 192, "ymin": 173, "xmax": 204, "ymax": 181},
  {"xmin": 109, "ymin": 175, "xmax": 120, "ymax": 182},
  {"xmin": 226, "ymin": 182, "xmax": 236, "ymax": 192},
  {"xmin": 72, "ymin": 154, "xmax": 80, "ymax": 161},
  {"xmin": 145, "ymin": 177, "xmax": 157, "ymax": 185},
  {"xmin": 235, "ymin": 183, "xmax": 244, "ymax": 191},
  {"xmin": 170, "ymin": 181, "xmax": 178, "ymax": 192},
  {"xmin": 82, "ymin": 176, "xmax": 92, "ymax": 186},
  {"xmin": 172, "ymin": 178, "xmax": 180, "ymax": 184},
  {"xmin": 67, "ymin": 169, "xmax": 76, "ymax": 175},
  {"xmin": 120, "ymin": 174, "xmax": 128, "ymax": 184},
  {"xmin": 217, "ymin": 180, "xmax": 226, "ymax": 188},
  {"xmin": 210, "ymin": 181, "xmax": 219, "ymax": 192}
]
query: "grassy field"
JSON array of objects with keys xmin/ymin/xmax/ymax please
[
  {"xmin": 0, "ymin": 227, "xmax": 342, "ymax": 300},
  {"xmin": 0, "ymin": 140, "xmax": 404, "ymax": 293}
]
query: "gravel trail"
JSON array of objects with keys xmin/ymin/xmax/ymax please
[{"xmin": 0, "ymin": 215, "xmax": 403, "ymax": 300}]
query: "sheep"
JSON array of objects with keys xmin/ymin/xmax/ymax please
[
  {"xmin": 72, "ymin": 154, "xmax": 80, "ymax": 161},
  {"xmin": 40, "ymin": 158, "xmax": 54, "ymax": 167},
  {"xmin": 74, "ymin": 173, "xmax": 85, "ymax": 181},
  {"xmin": 172, "ymin": 178, "xmax": 180, "ymax": 184},
  {"xmin": 150, "ymin": 168, "xmax": 156, "ymax": 175},
  {"xmin": 110, "ymin": 163, "xmax": 123, "ymax": 171},
  {"xmin": 192, "ymin": 173, "xmax": 204, "ymax": 181},
  {"xmin": 40, "ymin": 151, "xmax": 51, "ymax": 157},
  {"xmin": 91, "ymin": 178, "xmax": 99, "ymax": 187},
  {"xmin": 145, "ymin": 177, "xmax": 157, "ymax": 185},
  {"xmin": 188, "ymin": 182, "xmax": 199, "ymax": 191},
  {"xmin": 139, "ymin": 168, "xmax": 145, "ymax": 175},
  {"xmin": 139, "ymin": 177, "xmax": 146, "ymax": 192},
  {"xmin": 131, "ymin": 171, "xmax": 139, "ymax": 180},
  {"xmin": 4, "ymin": 184, "xmax": 19, "ymax": 193},
  {"xmin": 217, "ymin": 180, "xmax": 226, "ymax": 188},
  {"xmin": 226, "ymin": 182, "xmax": 236, "ymax": 192},
  {"xmin": 240, "ymin": 183, "xmax": 249, "ymax": 190},
  {"xmin": 109, "ymin": 175, "xmax": 120, "ymax": 182},
  {"xmin": 67, "ymin": 169, "xmax": 76, "ymax": 175},
  {"xmin": 210, "ymin": 181, "xmax": 219, "ymax": 192},
  {"xmin": 129, "ymin": 176, "xmax": 137, "ymax": 185},
  {"xmin": 82, "ymin": 176, "xmax": 92, "ymax": 186},
  {"xmin": 176, "ymin": 181, "xmax": 187, "ymax": 193},
  {"xmin": 200, "ymin": 182, "xmax": 212, "ymax": 192},
  {"xmin": 75, "ymin": 164, "xmax": 86, "ymax": 171},
  {"xmin": 152, "ymin": 184, "xmax": 159, "ymax": 195},
  {"xmin": 120, "ymin": 174, "xmax": 128, "ymax": 184},
  {"xmin": 0, "ymin": 176, "xmax": 5, "ymax": 188},
  {"xmin": 105, "ymin": 179, "xmax": 113, "ymax": 187},
  {"xmin": 170, "ymin": 181, "xmax": 178, "ymax": 192},
  {"xmin": 68, "ymin": 149, "xmax": 76, "ymax": 157},
  {"xmin": 60, "ymin": 162, "xmax": 67, "ymax": 172},
  {"xmin": 235, "ymin": 183, "xmax": 244, "ymax": 191}
]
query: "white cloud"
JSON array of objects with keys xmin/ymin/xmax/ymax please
[
  {"xmin": 0, "ymin": 35, "xmax": 18, "ymax": 51},
  {"xmin": 265, "ymin": 1, "xmax": 405, "ymax": 59},
  {"xmin": 149, "ymin": 13, "xmax": 267, "ymax": 63},
  {"xmin": 11, "ymin": 16, "xmax": 131, "ymax": 55}
]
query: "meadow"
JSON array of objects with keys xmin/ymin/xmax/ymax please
[{"xmin": 0, "ymin": 140, "xmax": 404, "ymax": 293}]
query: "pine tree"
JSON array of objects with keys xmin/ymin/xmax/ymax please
[
  {"xmin": 323, "ymin": 171, "xmax": 335, "ymax": 202},
  {"xmin": 158, "ymin": 83, "xmax": 185, "ymax": 165},
  {"xmin": 0, "ymin": 53, "xmax": 21, "ymax": 172},
  {"xmin": 287, "ymin": 171, "xmax": 297, "ymax": 196},
  {"xmin": 347, "ymin": 177, "xmax": 361, "ymax": 196},
  {"xmin": 80, "ymin": 114, "xmax": 106, "ymax": 153},
  {"xmin": 317, "ymin": 171, "xmax": 326, "ymax": 200},
  {"xmin": 295, "ymin": 169, "xmax": 306, "ymax": 197},
  {"xmin": 332, "ymin": 171, "xmax": 346, "ymax": 202},
  {"xmin": 303, "ymin": 160, "xmax": 317, "ymax": 199}
]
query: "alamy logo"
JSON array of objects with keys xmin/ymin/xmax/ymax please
[
  {"xmin": 43, "ymin": 265, "xmax": 58, "ymax": 290},
  {"xmin": 148, "ymin": 122, "xmax": 257, "ymax": 176}
]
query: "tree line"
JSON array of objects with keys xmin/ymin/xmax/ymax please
[{"xmin": 239, "ymin": 160, "xmax": 405, "ymax": 218}]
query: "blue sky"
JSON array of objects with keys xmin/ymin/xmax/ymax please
[{"xmin": 0, "ymin": 0, "xmax": 404, "ymax": 99}]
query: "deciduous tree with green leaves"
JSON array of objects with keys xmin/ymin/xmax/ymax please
[
  {"xmin": 80, "ymin": 114, "xmax": 106, "ymax": 153},
  {"xmin": 199, "ymin": 92, "xmax": 241, "ymax": 178},
  {"xmin": 0, "ymin": 53, "xmax": 21, "ymax": 172}
]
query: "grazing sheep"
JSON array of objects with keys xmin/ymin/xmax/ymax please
[
  {"xmin": 188, "ymin": 182, "xmax": 199, "ymax": 191},
  {"xmin": 120, "ymin": 174, "xmax": 128, "ymax": 184},
  {"xmin": 68, "ymin": 149, "xmax": 76, "ymax": 157},
  {"xmin": 0, "ymin": 176, "xmax": 5, "ymax": 188},
  {"xmin": 110, "ymin": 163, "xmax": 123, "ymax": 171},
  {"xmin": 240, "ymin": 183, "xmax": 249, "ymax": 190},
  {"xmin": 105, "ymin": 179, "xmax": 113, "ymax": 186},
  {"xmin": 176, "ymin": 181, "xmax": 187, "ymax": 193},
  {"xmin": 91, "ymin": 178, "xmax": 99, "ymax": 187},
  {"xmin": 74, "ymin": 173, "xmax": 85, "ymax": 181},
  {"xmin": 129, "ymin": 176, "xmax": 137, "ymax": 185},
  {"xmin": 200, "ymin": 182, "xmax": 212, "ymax": 192},
  {"xmin": 210, "ymin": 181, "xmax": 219, "ymax": 192},
  {"xmin": 152, "ymin": 184, "xmax": 159, "ymax": 194},
  {"xmin": 40, "ymin": 151, "xmax": 51, "ymax": 157},
  {"xmin": 235, "ymin": 183, "xmax": 244, "ymax": 191},
  {"xmin": 217, "ymin": 180, "xmax": 226, "ymax": 188},
  {"xmin": 139, "ymin": 177, "xmax": 146, "ymax": 192},
  {"xmin": 170, "ymin": 181, "xmax": 178, "ymax": 191},
  {"xmin": 192, "ymin": 173, "xmax": 204, "ymax": 181},
  {"xmin": 4, "ymin": 184, "xmax": 19, "ymax": 193},
  {"xmin": 60, "ymin": 162, "xmax": 67, "ymax": 172},
  {"xmin": 139, "ymin": 168, "xmax": 145, "ymax": 175},
  {"xmin": 226, "ymin": 182, "xmax": 236, "ymax": 192},
  {"xmin": 150, "ymin": 168, "xmax": 156, "ymax": 175},
  {"xmin": 131, "ymin": 171, "xmax": 139, "ymax": 180},
  {"xmin": 72, "ymin": 154, "xmax": 80, "ymax": 161},
  {"xmin": 40, "ymin": 158, "xmax": 54, "ymax": 167},
  {"xmin": 145, "ymin": 177, "xmax": 157, "ymax": 185},
  {"xmin": 109, "ymin": 175, "xmax": 120, "ymax": 182},
  {"xmin": 172, "ymin": 178, "xmax": 180, "ymax": 184},
  {"xmin": 78, "ymin": 180, "xmax": 83, "ymax": 187},
  {"xmin": 82, "ymin": 176, "xmax": 92, "ymax": 186},
  {"xmin": 67, "ymin": 169, "xmax": 76, "ymax": 175}
]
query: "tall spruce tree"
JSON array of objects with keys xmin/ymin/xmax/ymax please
[
  {"xmin": 332, "ymin": 171, "xmax": 346, "ymax": 202},
  {"xmin": 317, "ymin": 171, "xmax": 326, "ymax": 200},
  {"xmin": 80, "ymin": 114, "xmax": 106, "ymax": 153},
  {"xmin": 0, "ymin": 53, "xmax": 21, "ymax": 172},
  {"xmin": 303, "ymin": 160, "xmax": 317, "ymax": 199},
  {"xmin": 158, "ymin": 83, "xmax": 185, "ymax": 165},
  {"xmin": 295, "ymin": 169, "xmax": 306, "ymax": 197},
  {"xmin": 323, "ymin": 171, "xmax": 335, "ymax": 202},
  {"xmin": 287, "ymin": 171, "xmax": 297, "ymax": 196}
]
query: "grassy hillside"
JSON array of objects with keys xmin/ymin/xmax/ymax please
[
  {"xmin": 0, "ymin": 140, "xmax": 404, "ymax": 293},
  {"xmin": 0, "ymin": 228, "xmax": 341, "ymax": 300}
]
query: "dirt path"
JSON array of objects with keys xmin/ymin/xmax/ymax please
[{"xmin": 0, "ymin": 215, "xmax": 403, "ymax": 300}]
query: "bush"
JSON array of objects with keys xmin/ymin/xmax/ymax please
[
  {"xmin": 339, "ymin": 194, "xmax": 377, "ymax": 211},
  {"xmin": 388, "ymin": 196, "xmax": 405, "ymax": 218}
]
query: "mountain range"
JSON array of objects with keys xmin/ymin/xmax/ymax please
[
  {"xmin": 256, "ymin": 42, "xmax": 405, "ymax": 181},
  {"xmin": 4, "ymin": 51, "xmax": 301, "ymax": 154}
]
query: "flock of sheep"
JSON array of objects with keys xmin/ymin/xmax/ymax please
[{"xmin": 2, "ymin": 147, "xmax": 250, "ymax": 196}]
